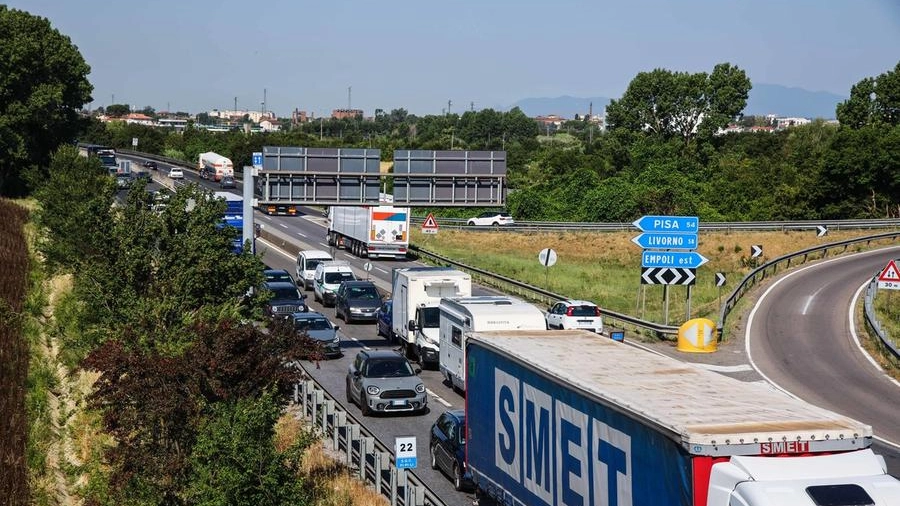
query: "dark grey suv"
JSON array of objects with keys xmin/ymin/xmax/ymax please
[{"xmin": 334, "ymin": 280, "xmax": 382, "ymax": 323}]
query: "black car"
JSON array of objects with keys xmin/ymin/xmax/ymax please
[
  {"xmin": 264, "ymin": 269, "xmax": 294, "ymax": 285},
  {"xmin": 293, "ymin": 311, "xmax": 341, "ymax": 358},
  {"xmin": 220, "ymin": 175, "xmax": 236, "ymax": 189},
  {"xmin": 430, "ymin": 410, "xmax": 472, "ymax": 491},
  {"xmin": 263, "ymin": 281, "xmax": 307, "ymax": 318},
  {"xmin": 143, "ymin": 160, "xmax": 158, "ymax": 170},
  {"xmin": 199, "ymin": 166, "xmax": 216, "ymax": 180},
  {"xmin": 334, "ymin": 280, "xmax": 382, "ymax": 323}
]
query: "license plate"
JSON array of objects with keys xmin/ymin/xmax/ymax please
[
  {"xmin": 391, "ymin": 400, "xmax": 408, "ymax": 406},
  {"xmin": 577, "ymin": 320, "xmax": 593, "ymax": 324}
]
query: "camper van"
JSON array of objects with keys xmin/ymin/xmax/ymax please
[{"xmin": 438, "ymin": 296, "xmax": 545, "ymax": 392}]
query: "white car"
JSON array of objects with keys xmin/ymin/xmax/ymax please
[
  {"xmin": 467, "ymin": 212, "xmax": 514, "ymax": 226},
  {"xmin": 545, "ymin": 299, "xmax": 603, "ymax": 334},
  {"xmin": 168, "ymin": 168, "xmax": 184, "ymax": 179}
]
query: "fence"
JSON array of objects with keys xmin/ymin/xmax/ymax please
[
  {"xmin": 293, "ymin": 378, "xmax": 445, "ymax": 506},
  {"xmin": 863, "ymin": 279, "xmax": 900, "ymax": 360}
]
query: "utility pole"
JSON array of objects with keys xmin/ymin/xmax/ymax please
[
  {"xmin": 234, "ymin": 97, "xmax": 238, "ymax": 115},
  {"xmin": 589, "ymin": 101, "xmax": 593, "ymax": 144},
  {"xmin": 348, "ymin": 86, "xmax": 352, "ymax": 109},
  {"xmin": 470, "ymin": 101, "xmax": 474, "ymax": 112},
  {"xmin": 262, "ymin": 88, "xmax": 267, "ymax": 115},
  {"xmin": 447, "ymin": 99, "xmax": 452, "ymax": 116},
  {"xmin": 319, "ymin": 117, "xmax": 323, "ymax": 140}
]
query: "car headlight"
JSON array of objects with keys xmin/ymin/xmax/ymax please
[
  {"xmin": 415, "ymin": 383, "xmax": 425, "ymax": 394},
  {"xmin": 366, "ymin": 385, "xmax": 380, "ymax": 395}
]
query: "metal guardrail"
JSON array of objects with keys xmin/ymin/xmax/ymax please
[
  {"xmin": 411, "ymin": 216, "xmax": 900, "ymax": 233},
  {"xmin": 864, "ymin": 278, "xmax": 900, "ymax": 360},
  {"xmin": 293, "ymin": 377, "xmax": 444, "ymax": 506},
  {"xmin": 408, "ymin": 244, "xmax": 680, "ymax": 339},
  {"xmin": 717, "ymin": 232, "xmax": 900, "ymax": 339}
]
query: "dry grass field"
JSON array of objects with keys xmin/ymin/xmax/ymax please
[{"xmin": 410, "ymin": 227, "xmax": 900, "ymax": 325}]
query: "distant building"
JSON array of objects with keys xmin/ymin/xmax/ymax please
[
  {"xmin": 123, "ymin": 113, "xmax": 154, "ymax": 126},
  {"xmin": 331, "ymin": 108, "xmax": 363, "ymax": 120},
  {"xmin": 259, "ymin": 118, "xmax": 281, "ymax": 132},
  {"xmin": 534, "ymin": 114, "xmax": 566, "ymax": 133},
  {"xmin": 291, "ymin": 109, "xmax": 309, "ymax": 126},
  {"xmin": 775, "ymin": 117, "xmax": 811, "ymax": 129},
  {"xmin": 158, "ymin": 118, "xmax": 187, "ymax": 131},
  {"xmin": 209, "ymin": 109, "xmax": 274, "ymax": 123}
]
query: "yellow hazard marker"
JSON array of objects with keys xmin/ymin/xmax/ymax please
[{"xmin": 677, "ymin": 318, "xmax": 718, "ymax": 353}]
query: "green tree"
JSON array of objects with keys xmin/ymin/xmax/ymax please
[
  {"xmin": 0, "ymin": 6, "xmax": 93, "ymax": 196},
  {"xmin": 836, "ymin": 61, "xmax": 900, "ymax": 127},
  {"xmin": 105, "ymin": 104, "xmax": 130, "ymax": 117},
  {"xmin": 187, "ymin": 391, "xmax": 314, "ymax": 506},
  {"xmin": 31, "ymin": 146, "xmax": 116, "ymax": 272},
  {"xmin": 606, "ymin": 63, "xmax": 750, "ymax": 144}
]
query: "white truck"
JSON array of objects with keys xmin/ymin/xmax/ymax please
[
  {"xmin": 465, "ymin": 330, "xmax": 900, "ymax": 506},
  {"xmin": 327, "ymin": 197, "xmax": 409, "ymax": 260},
  {"xmin": 391, "ymin": 267, "xmax": 471, "ymax": 367},
  {"xmin": 438, "ymin": 295, "xmax": 546, "ymax": 393},
  {"xmin": 198, "ymin": 151, "xmax": 234, "ymax": 181}
]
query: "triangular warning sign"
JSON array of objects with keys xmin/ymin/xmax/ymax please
[
  {"xmin": 878, "ymin": 260, "xmax": 900, "ymax": 282},
  {"xmin": 422, "ymin": 213, "xmax": 439, "ymax": 229}
]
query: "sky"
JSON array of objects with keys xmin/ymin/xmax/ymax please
[{"xmin": 11, "ymin": 0, "xmax": 900, "ymax": 117}]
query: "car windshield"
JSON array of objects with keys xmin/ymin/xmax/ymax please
[
  {"xmin": 420, "ymin": 307, "xmax": 440, "ymax": 328},
  {"xmin": 266, "ymin": 271, "xmax": 292, "ymax": 283},
  {"xmin": 99, "ymin": 155, "xmax": 117, "ymax": 166},
  {"xmin": 569, "ymin": 305, "xmax": 597, "ymax": 317},
  {"xmin": 325, "ymin": 272, "xmax": 354, "ymax": 284},
  {"xmin": 270, "ymin": 287, "xmax": 301, "ymax": 300},
  {"xmin": 363, "ymin": 358, "xmax": 414, "ymax": 378},
  {"xmin": 305, "ymin": 259, "xmax": 324, "ymax": 270},
  {"xmin": 348, "ymin": 286, "xmax": 379, "ymax": 300},
  {"xmin": 458, "ymin": 423, "xmax": 466, "ymax": 445},
  {"xmin": 295, "ymin": 317, "xmax": 331, "ymax": 331}
]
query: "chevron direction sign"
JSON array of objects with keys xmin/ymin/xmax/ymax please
[
  {"xmin": 642, "ymin": 250, "xmax": 709, "ymax": 269},
  {"xmin": 641, "ymin": 267, "xmax": 696, "ymax": 285}
]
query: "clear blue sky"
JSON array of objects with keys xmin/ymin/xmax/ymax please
[{"xmin": 11, "ymin": 0, "xmax": 900, "ymax": 117}]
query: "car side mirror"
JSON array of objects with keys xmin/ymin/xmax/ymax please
[
  {"xmin": 414, "ymin": 367, "xmax": 422, "ymax": 374},
  {"xmin": 353, "ymin": 370, "xmax": 360, "ymax": 377},
  {"xmin": 333, "ymin": 325, "xmax": 340, "ymax": 331},
  {"xmin": 408, "ymin": 320, "xmax": 417, "ymax": 331}
]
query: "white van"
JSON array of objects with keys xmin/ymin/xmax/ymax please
[
  {"xmin": 313, "ymin": 261, "xmax": 356, "ymax": 307},
  {"xmin": 296, "ymin": 249, "xmax": 333, "ymax": 290},
  {"xmin": 439, "ymin": 296, "xmax": 546, "ymax": 393}
]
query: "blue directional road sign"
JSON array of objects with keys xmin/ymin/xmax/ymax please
[
  {"xmin": 642, "ymin": 250, "xmax": 709, "ymax": 269},
  {"xmin": 633, "ymin": 215, "xmax": 699, "ymax": 233},
  {"xmin": 252, "ymin": 151, "xmax": 263, "ymax": 168},
  {"xmin": 632, "ymin": 232, "xmax": 698, "ymax": 250}
]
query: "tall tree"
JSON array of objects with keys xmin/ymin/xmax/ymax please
[
  {"xmin": 836, "ymin": 61, "xmax": 900, "ymax": 128},
  {"xmin": 0, "ymin": 6, "xmax": 93, "ymax": 196},
  {"xmin": 606, "ymin": 64, "xmax": 750, "ymax": 144}
]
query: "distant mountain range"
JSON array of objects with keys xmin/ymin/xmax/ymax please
[{"xmin": 503, "ymin": 83, "xmax": 847, "ymax": 120}]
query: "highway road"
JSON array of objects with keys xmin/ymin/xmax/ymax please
[
  {"xmin": 745, "ymin": 246, "xmax": 900, "ymax": 474},
  {"xmin": 122, "ymin": 153, "xmax": 900, "ymax": 498}
]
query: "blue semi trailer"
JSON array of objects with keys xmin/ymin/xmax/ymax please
[
  {"xmin": 214, "ymin": 191, "xmax": 244, "ymax": 253},
  {"xmin": 464, "ymin": 330, "xmax": 899, "ymax": 506}
]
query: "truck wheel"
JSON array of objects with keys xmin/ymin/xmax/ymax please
[{"xmin": 453, "ymin": 463, "xmax": 465, "ymax": 491}]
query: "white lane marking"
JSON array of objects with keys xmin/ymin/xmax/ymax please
[
  {"xmin": 259, "ymin": 214, "xmax": 272, "ymax": 220},
  {"xmin": 279, "ymin": 223, "xmax": 288, "ymax": 229},
  {"xmin": 800, "ymin": 286, "xmax": 824, "ymax": 315},
  {"xmin": 342, "ymin": 253, "xmax": 355, "ymax": 259},
  {"xmin": 694, "ymin": 363, "xmax": 753, "ymax": 373},
  {"xmin": 427, "ymin": 389, "xmax": 452, "ymax": 407},
  {"xmin": 319, "ymin": 242, "xmax": 329, "ymax": 249},
  {"xmin": 296, "ymin": 232, "xmax": 306, "ymax": 238},
  {"xmin": 347, "ymin": 336, "xmax": 371, "ymax": 351},
  {"xmin": 375, "ymin": 267, "xmax": 388, "ymax": 274},
  {"xmin": 256, "ymin": 238, "xmax": 295, "ymax": 260},
  {"xmin": 745, "ymin": 247, "xmax": 900, "ymax": 450}
]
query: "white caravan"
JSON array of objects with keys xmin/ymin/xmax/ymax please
[
  {"xmin": 391, "ymin": 267, "xmax": 471, "ymax": 368},
  {"xmin": 438, "ymin": 295, "xmax": 546, "ymax": 392}
]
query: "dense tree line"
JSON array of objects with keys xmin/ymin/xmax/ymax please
[{"xmin": 32, "ymin": 146, "xmax": 325, "ymax": 504}]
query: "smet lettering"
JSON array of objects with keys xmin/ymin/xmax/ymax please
[
  {"xmin": 759, "ymin": 441, "xmax": 810, "ymax": 455},
  {"xmin": 495, "ymin": 369, "xmax": 633, "ymax": 506}
]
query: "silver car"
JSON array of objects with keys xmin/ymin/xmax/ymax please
[
  {"xmin": 293, "ymin": 312, "xmax": 341, "ymax": 358},
  {"xmin": 346, "ymin": 350, "xmax": 427, "ymax": 416}
]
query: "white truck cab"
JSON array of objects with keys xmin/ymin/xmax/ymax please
[
  {"xmin": 438, "ymin": 296, "xmax": 546, "ymax": 392},
  {"xmin": 296, "ymin": 249, "xmax": 333, "ymax": 290}
]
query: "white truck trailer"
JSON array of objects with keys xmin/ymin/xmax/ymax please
[
  {"xmin": 391, "ymin": 267, "xmax": 471, "ymax": 367},
  {"xmin": 198, "ymin": 151, "xmax": 234, "ymax": 181},
  {"xmin": 327, "ymin": 202, "xmax": 410, "ymax": 260},
  {"xmin": 438, "ymin": 295, "xmax": 546, "ymax": 392},
  {"xmin": 465, "ymin": 330, "xmax": 900, "ymax": 506}
]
